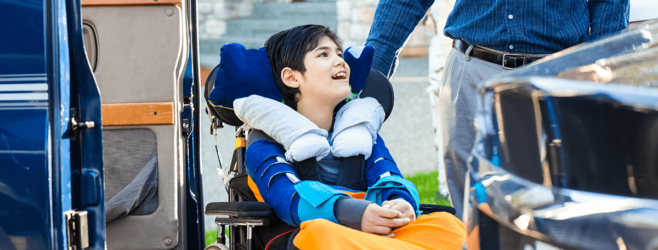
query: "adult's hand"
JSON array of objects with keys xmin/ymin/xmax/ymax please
[
  {"xmin": 382, "ymin": 199, "xmax": 416, "ymax": 223},
  {"xmin": 361, "ymin": 204, "xmax": 411, "ymax": 237}
]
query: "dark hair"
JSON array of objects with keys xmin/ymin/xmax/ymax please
[{"xmin": 264, "ymin": 24, "xmax": 342, "ymax": 110}]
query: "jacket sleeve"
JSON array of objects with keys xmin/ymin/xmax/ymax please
[
  {"xmin": 364, "ymin": 134, "xmax": 422, "ymax": 215},
  {"xmin": 245, "ymin": 138, "xmax": 371, "ymax": 228},
  {"xmin": 245, "ymin": 139, "xmax": 301, "ymax": 226}
]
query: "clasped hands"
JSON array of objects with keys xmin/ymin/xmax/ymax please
[{"xmin": 360, "ymin": 200, "xmax": 416, "ymax": 238}]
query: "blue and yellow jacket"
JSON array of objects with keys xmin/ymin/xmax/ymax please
[{"xmin": 245, "ymin": 131, "xmax": 421, "ymax": 228}]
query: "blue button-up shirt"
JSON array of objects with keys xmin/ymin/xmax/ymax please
[{"xmin": 444, "ymin": 0, "xmax": 630, "ymax": 54}]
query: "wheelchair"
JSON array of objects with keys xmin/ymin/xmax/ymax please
[{"xmin": 202, "ymin": 64, "xmax": 455, "ymax": 250}]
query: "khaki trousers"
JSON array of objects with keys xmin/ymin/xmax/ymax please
[{"xmin": 436, "ymin": 48, "xmax": 505, "ymax": 219}]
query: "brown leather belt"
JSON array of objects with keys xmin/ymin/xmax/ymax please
[{"xmin": 453, "ymin": 39, "xmax": 548, "ymax": 69}]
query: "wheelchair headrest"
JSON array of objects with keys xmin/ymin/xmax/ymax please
[
  {"xmin": 204, "ymin": 65, "xmax": 244, "ymax": 126},
  {"xmin": 205, "ymin": 44, "xmax": 394, "ymax": 127}
]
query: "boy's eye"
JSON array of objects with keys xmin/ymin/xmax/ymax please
[
  {"xmin": 319, "ymin": 52, "xmax": 327, "ymax": 57},
  {"xmin": 337, "ymin": 53, "xmax": 343, "ymax": 58}
]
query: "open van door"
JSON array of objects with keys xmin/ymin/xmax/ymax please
[
  {"xmin": 80, "ymin": 0, "xmax": 204, "ymax": 248},
  {"xmin": 68, "ymin": 0, "xmax": 107, "ymax": 249},
  {"xmin": 1, "ymin": 0, "xmax": 204, "ymax": 249}
]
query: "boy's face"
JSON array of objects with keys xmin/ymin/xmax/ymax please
[{"xmin": 296, "ymin": 36, "xmax": 351, "ymax": 105}]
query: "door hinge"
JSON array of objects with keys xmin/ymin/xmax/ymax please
[
  {"xmin": 64, "ymin": 210, "xmax": 89, "ymax": 250},
  {"xmin": 183, "ymin": 94, "xmax": 193, "ymax": 108}
]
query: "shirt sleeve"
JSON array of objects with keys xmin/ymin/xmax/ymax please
[
  {"xmin": 365, "ymin": 0, "xmax": 434, "ymax": 76},
  {"xmin": 588, "ymin": 0, "xmax": 630, "ymax": 41},
  {"xmin": 334, "ymin": 197, "xmax": 373, "ymax": 230}
]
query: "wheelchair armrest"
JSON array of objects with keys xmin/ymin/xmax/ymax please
[
  {"xmin": 420, "ymin": 204, "xmax": 456, "ymax": 215},
  {"xmin": 205, "ymin": 201, "xmax": 274, "ymax": 217}
]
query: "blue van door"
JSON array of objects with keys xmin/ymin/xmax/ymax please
[
  {"xmin": 66, "ymin": 0, "xmax": 106, "ymax": 249},
  {"xmin": 0, "ymin": 0, "xmax": 53, "ymax": 248},
  {"xmin": 0, "ymin": 0, "xmax": 105, "ymax": 249}
]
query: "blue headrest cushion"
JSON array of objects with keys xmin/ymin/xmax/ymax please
[
  {"xmin": 208, "ymin": 43, "xmax": 283, "ymax": 109},
  {"xmin": 208, "ymin": 43, "xmax": 374, "ymax": 109}
]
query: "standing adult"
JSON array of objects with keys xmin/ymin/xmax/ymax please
[{"xmin": 366, "ymin": 0, "xmax": 630, "ymax": 220}]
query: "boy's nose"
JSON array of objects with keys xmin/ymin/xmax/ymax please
[{"xmin": 334, "ymin": 57, "xmax": 346, "ymax": 67}]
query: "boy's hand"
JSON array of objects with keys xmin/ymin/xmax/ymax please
[
  {"xmin": 361, "ymin": 204, "xmax": 410, "ymax": 237},
  {"xmin": 382, "ymin": 199, "xmax": 416, "ymax": 223}
]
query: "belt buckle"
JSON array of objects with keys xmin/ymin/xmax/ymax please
[{"xmin": 502, "ymin": 53, "xmax": 524, "ymax": 70}]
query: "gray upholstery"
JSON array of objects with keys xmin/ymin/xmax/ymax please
[
  {"xmin": 103, "ymin": 126, "xmax": 181, "ymax": 250},
  {"xmin": 84, "ymin": 5, "xmax": 186, "ymax": 104},
  {"xmin": 104, "ymin": 128, "xmax": 159, "ymax": 223},
  {"xmin": 105, "ymin": 156, "xmax": 159, "ymax": 222},
  {"xmin": 104, "ymin": 129, "xmax": 158, "ymax": 201}
]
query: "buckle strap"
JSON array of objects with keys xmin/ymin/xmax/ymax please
[
  {"xmin": 502, "ymin": 53, "xmax": 525, "ymax": 70},
  {"xmin": 453, "ymin": 39, "xmax": 546, "ymax": 69}
]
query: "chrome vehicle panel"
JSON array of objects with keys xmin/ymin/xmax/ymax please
[
  {"xmin": 468, "ymin": 19, "xmax": 658, "ymax": 250},
  {"xmin": 468, "ymin": 79, "xmax": 658, "ymax": 249},
  {"xmin": 467, "ymin": 158, "xmax": 658, "ymax": 249}
]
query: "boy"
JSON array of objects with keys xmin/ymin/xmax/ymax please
[{"xmin": 229, "ymin": 25, "xmax": 466, "ymax": 249}]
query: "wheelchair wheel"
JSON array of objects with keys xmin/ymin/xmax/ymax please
[{"xmin": 204, "ymin": 243, "xmax": 229, "ymax": 250}]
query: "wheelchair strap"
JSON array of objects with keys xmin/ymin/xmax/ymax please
[
  {"xmin": 294, "ymin": 181, "xmax": 349, "ymax": 224},
  {"xmin": 213, "ymin": 128, "xmax": 231, "ymax": 189},
  {"xmin": 365, "ymin": 175, "xmax": 422, "ymax": 215}
]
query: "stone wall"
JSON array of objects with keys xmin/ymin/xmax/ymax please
[
  {"xmin": 336, "ymin": 0, "xmax": 431, "ymax": 57},
  {"xmin": 198, "ymin": 0, "xmax": 430, "ymax": 59},
  {"xmin": 198, "ymin": 0, "xmax": 292, "ymax": 40}
]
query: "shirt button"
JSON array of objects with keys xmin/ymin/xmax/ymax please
[
  {"xmin": 508, "ymin": 15, "xmax": 513, "ymax": 19},
  {"xmin": 509, "ymin": 45, "xmax": 514, "ymax": 50}
]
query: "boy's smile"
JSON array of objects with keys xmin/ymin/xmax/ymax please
[{"xmin": 331, "ymin": 71, "xmax": 347, "ymax": 80}]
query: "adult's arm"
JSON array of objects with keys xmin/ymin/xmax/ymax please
[
  {"xmin": 365, "ymin": 0, "xmax": 434, "ymax": 77},
  {"xmin": 588, "ymin": 0, "xmax": 630, "ymax": 41}
]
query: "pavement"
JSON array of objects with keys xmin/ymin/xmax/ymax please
[{"xmin": 201, "ymin": 57, "xmax": 436, "ymax": 229}]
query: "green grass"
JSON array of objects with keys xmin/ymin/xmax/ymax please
[
  {"xmin": 404, "ymin": 170, "xmax": 451, "ymax": 206},
  {"xmin": 205, "ymin": 230, "xmax": 218, "ymax": 247},
  {"xmin": 206, "ymin": 228, "xmax": 229, "ymax": 247},
  {"xmin": 205, "ymin": 170, "xmax": 449, "ymax": 246}
]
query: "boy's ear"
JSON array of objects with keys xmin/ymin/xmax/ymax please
[{"xmin": 281, "ymin": 67, "xmax": 300, "ymax": 88}]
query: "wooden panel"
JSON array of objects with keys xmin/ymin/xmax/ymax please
[
  {"xmin": 81, "ymin": 0, "xmax": 181, "ymax": 6},
  {"xmin": 102, "ymin": 102, "xmax": 174, "ymax": 126}
]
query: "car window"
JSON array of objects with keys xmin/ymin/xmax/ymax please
[{"xmin": 631, "ymin": 0, "xmax": 658, "ymax": 22}]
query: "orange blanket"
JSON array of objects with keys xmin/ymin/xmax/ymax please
[{"xmin": 293, "ymin": 212, "xmax": 466, "ymax": 250}]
